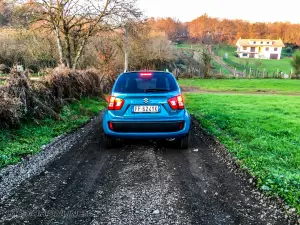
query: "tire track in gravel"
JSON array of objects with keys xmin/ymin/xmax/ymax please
[{"xmin": 0, "ymin": 117, "xmax": 295, "ymax": 225}]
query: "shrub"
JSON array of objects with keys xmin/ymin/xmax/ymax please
[
  {"xmin": 0, "ymin": 89, "xmax": 22, "ymax": 126},
  {"xmin": 0, "ymin": 28, "xmax": 57, "ymax": 71},
  {"xmin": 44, "ymin": 68, "xmax": 110, "ymax": 99},
  {"xmin": 0, "ymin": 68, "xmax": 111, "ymax": 128},
  {"xmin": 291, "ymin": 51, "xmax": 300, "ymax": 79}
]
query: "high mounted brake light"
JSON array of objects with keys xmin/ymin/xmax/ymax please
[
  {"xmin": 168, "ymin": 95, "xmax": 185, "ymax": 110},
  {"xmin": 140, "ymin": 72, "xmax": 152, "ymax": 77},
  {"xmin": 108, "ymin": 96, "xmax": 124, "ymax": 110}
]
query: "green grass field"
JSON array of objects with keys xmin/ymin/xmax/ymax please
[
  {"xmin": 214, "ymin": 45, "xmax": 294, "ymax": 74},
  {"xmin": 212, "ymin": 60, "xmax": 232, "ymax": 75},
  {"xmin": 179, "ymin": 79, "xmax": 300, "ymax": 94},
  {"xmin": 175, "ymin": 43, "xmax": 204, "ymax": 49},
  {"xmin": 175, "ymin": 43, "xmax": 232, "ymax": 76},
  {"xmin": 185, "ymin": 93, "xmax": 300, "ymax": 212},
  {"xmin": 0, "ymin": 98, "xmax": 105, "ymax": 168}
]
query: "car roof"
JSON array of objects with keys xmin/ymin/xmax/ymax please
[{"xmin": 122, "ymin": 71, "xmax": 171, "ymax": 74}]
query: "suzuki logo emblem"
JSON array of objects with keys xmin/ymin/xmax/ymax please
[{"xmin": 144, "ymin": 98, "xmax": 149, "ymax": 104}]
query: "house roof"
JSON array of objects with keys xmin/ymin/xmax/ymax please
[{"xmin": 236, "ymin": 38, "xmax": 285, "ymax": 47}]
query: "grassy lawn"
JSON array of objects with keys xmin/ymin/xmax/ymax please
[
  {"xmin": 175, "ymin": 43, "xmax": 204, "ymax": 49},
  {"xmin": 212, "ymin": 60, "xmax": 232, "ymax": 76},
  {"xmin": 214, "ymin": 45, "xmax": 294, "ymax": 74},
  {"xmin": 185, "ymin": 93, "xmax": 300, "ymax": 212},
  {"xmin": 0, "ymin": 98, "xmax": 105, "ymax": 168},
  {"xmin": 179, "ymin": 79, "xmax": 300, "ymax": 94},
  {"xmin": 175, "ymin": 43, "xmax": 232, "ymax": 76}
]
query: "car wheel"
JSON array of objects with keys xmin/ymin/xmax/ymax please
[
  {"xmin": 180, "ymin": 133, "xmax": 190, "ymax": 149},
  {"xmin": 104, "ymin": 135, "xmax": 114, "ymax": 149}
]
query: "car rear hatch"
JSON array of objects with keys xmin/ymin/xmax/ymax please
[
  {"xmin": 107, "ymin": 72, "xmax": 185, "ymax": 132},
  {"xmin": 110, "ymin": 92, "xmax": 182, "ymax": 118}
]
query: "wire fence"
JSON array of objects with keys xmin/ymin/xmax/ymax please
[{"xmin": 223, "ymin": 58, "xmax": 293, "ymax": 79}]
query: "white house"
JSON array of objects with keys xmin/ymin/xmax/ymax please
[{"xmin": 236, "ymin": 38, "xmax": 285, "ymax": 60}]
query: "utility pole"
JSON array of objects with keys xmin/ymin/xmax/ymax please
[{"xmin": 124, "ymin": 25, "xmax": 129, "ymax": 72}]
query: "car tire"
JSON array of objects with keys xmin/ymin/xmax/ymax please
[
  {"xmin": 180, "ymin": 133, "xmax": 190, "ymax": 149},
  {"xmin": 104, "ymin": 135, "xmax": 114, "ymax": 149}
]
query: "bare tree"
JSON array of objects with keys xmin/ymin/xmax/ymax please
[
  {"xmin": 201, "ymin": 49, "xmax": 212, "ymax": 78},
  {"xmin": 127, "ymin": 24, "xmax": 175, "ymax": 70},
  {"xmin": 22, "ymin": 0, "xmax": 141, "ymax": 69}
]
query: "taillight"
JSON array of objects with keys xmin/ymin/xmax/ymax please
[
  {"xmin": 179, "ymin": 121, "xmax": 184, "ymax": 130},
  {"xmin": 108, "ymin": 122, "xmax": 114, "ymax": 130},
  {"xmin": 168, "ymin": 95, "xmax": 185, "ymax": 110},
  {"xmin": 108, "ymin": 96, "xmax": 124, "ymax": 110}
]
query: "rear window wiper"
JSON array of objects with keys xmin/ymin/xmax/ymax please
[{"xmin": 144, "ymin": 88, "xmax": 170, "ymax": 92}]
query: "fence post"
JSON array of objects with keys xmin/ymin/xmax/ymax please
[{"xmin": 249, "ymin": 68, "xmax": 252, "ymax": 79}]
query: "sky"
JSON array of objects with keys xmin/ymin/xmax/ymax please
[{"xmin": 138, "ymin": 0, "xmax": 300, "ymax": 23}]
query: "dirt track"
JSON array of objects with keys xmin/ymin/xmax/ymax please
[{"xmin": 0, "ymin": 116, "xmax": 295, "ymax": 225}]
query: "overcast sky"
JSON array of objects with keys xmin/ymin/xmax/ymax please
[{"xmin": 138, "ymin": 0, "xmax": 300, "ymax": 23}]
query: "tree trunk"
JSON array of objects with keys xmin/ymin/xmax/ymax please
[
  {"xmin": 65, "ymin": 34, "xmax": 72, "ymax": 68},
  {"xmin": 54, "ymin": 26, "xmax": 66, "ymax": 67},
  {"xmin": 64, "ymin": 24, "xmax": 72, "ymax": 68},
  {"xmin": 72, "ymin": 30, "xmax": 91, "ymax": 70},
  {"xmin": 72, "ymin": 37, "xmax": 87, "ymax": 70}
]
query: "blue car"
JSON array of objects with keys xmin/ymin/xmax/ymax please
[{"xmin": 102, "ymin": 71, "xmax": 191, "ymax": 149}]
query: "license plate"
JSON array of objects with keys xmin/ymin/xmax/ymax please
[{"xmin": 133, "ymin": 105, "xmax": 159, "ymax": 113}]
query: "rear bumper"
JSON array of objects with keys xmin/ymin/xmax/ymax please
[
  {"xmin": 111, "ymin": 121, "xmax": 184, "ymax": 133},
  {"xmin": 102, "ymin": 110, "xmax": 191, "ymax": 139}
]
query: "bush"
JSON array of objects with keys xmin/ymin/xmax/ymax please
[
  {"xmin": 291, "ymin": 51, "xmax": 300, "ymax": 78},
  {"xmin": 0, "ymin": 68, "xmax": 111, "ymax": 128},
  {"xmin": 0, "ymin": 28, "xmax": 58, "ymax": 71},
  {"xmin": 0, "ymin": 89, "xmax": 22, "ymax": 126},
  {"xmin": 44, "ymin": 68, "xmax": 110, "ymax": 99}
]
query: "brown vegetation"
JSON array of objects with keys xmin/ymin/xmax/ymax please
[
  {"xmin": 0, "ymin": 28, "xmax": 57, "ymax": 71},
  {"xmin": 0, "ymin": 68, "xmax": 110, "ymax": 127},
  {"xmin": 25, "ymin": 0, "xmax": 141, "ymax": 69},
  {"xmin": 188, "ymin": 14, "xmax": 300, "ymax": 45},
  {"xmin": 147, "ymin": 17, "xmax": 186, "ymax": 42}
]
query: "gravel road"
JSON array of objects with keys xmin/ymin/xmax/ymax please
[{"xmin": 0, "ymin": 116, "xmax": 295, "ymax": 225}]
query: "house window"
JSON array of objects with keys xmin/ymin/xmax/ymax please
[
  {"xmin": 261, "ymin": 41, "xmax": 263, "ymax": 44},
  {"xmin": 243, "ymin": 46, "xmax": 247, "ymax": 50},
  {"xmin": 253, "ymin": 41, "xmax": 256, "ymax": 44},
  {"xmin": 267, "ymin": 42, "xmax": 270, "ymax": 44},
  {"xmin": 274, "ymin": 48, "xmax": 278, "ymax": 51},
  {"xmin": 242, "ymin": 53, "xmax": 248, "ymax": 57},
  {"xmin": 265, "ymin": 47, "xmax": 269, "ymax": 51}
]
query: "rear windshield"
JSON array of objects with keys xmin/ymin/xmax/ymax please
[{"xmin": 114, "ymin": 72, "xmax": 178, "ymax": 93}]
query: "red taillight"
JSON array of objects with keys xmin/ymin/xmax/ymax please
[
  {"xmin": 179, "ymin": 121, "xmax": 184, "ymax": 130},
  {"xmin": 108, "ymin": 96, "xmax": 124, "ymax": 110},
  {"xmin": 168, "ymin": 95, "xmax": 185, "ymax": 110},
  {"xmin": 108, "ymin": 122, "xmax": 113, "ymax": 130}
]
